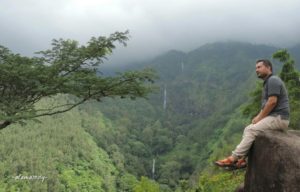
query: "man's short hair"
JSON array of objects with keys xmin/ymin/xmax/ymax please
[{"xmin": 256, "ymin": 59, "xmax": 273, "ymax": 72}]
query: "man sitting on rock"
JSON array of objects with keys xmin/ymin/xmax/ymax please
[{"xmin": 215, "ymin": 59, "xmax": 290, "ymax": 169}]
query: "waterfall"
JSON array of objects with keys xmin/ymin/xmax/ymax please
[
  {"xmin": 163, "ymin": 86, "xmax": 167, "ymax": 110},
  {"xmin": 152, "ymin": 158, "xmax": 156, "ymax": 179},
  {"xmin": 181, "ymin": 62, "xmax": 184, "ymax": 72}
]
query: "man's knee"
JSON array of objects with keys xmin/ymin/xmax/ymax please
[{"xmin": 244, "ymin": 124, "xmax": 260, "ymax": 137}]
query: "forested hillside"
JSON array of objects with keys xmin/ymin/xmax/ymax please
[
  {"xmin": 0, "ymin": 42, "xmax": 299, "ymax": 191},
  {"xmin": 0, "ymin": 96, "xmax": 119, "ymax": 191}
]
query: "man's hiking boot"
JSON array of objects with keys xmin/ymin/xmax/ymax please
[
  {"xmin": 235, "ymin": 158, "xmax": 247, "ymax": 169},
  {"xmin": 214, "ymin": 157, "xmax": 237, "ymax": 167},
  {"xmin": 215, "ymin": 157, "xmax": 247, "ymax": 170}
]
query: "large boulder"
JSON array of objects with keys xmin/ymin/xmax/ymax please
[{"xmin": 244, "ymin": 130, "xmax": 300, "ymax": 192}]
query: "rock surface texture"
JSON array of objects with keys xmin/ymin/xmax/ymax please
[{"xmin": 244, "ymin": 130, "xmax": 300, "ymax": 192}]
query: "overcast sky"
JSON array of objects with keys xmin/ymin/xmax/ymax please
[{"xmin": 1, "ymin": 0, "xmax": 300, "ymax": 66}]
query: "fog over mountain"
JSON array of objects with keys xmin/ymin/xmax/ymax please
[{"xmin": 1, "ymin": 0, "xmax": 299, "ymax": 66}]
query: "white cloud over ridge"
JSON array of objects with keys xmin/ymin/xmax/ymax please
[{"xmin": 1, "ymin": 0, "xmax": 299, "ymax": 65}]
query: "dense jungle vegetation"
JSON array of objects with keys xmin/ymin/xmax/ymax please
[{"xmin": 0, "ymin": 40, "xmax": 299, "ymax": 191}]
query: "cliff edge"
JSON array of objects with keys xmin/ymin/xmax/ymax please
[{"xmin": 244, "ymin": 130, "xmax": 300, "ymax": 192}]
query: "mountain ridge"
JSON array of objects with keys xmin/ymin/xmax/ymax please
[{"xmin": 0, "ymin": 41, "xmax": 298, "ymax": 191}]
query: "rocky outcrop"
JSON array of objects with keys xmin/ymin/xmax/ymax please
[{"xmin": 244, "ymin": 130, "xmax": 300, "ymax": 192}]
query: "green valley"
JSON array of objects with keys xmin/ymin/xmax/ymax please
[{"xmin": 0, "ymin": 42, "xmax": 299, "ymax": 191}]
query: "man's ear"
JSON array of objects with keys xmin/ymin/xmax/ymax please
[{"xmin": 267, "ymin": 65, "xmax": 272, "ymax": 72}]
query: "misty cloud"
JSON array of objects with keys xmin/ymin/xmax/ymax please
[{"xmin": 1, "ymin": 0, "xmax": 299, "ymax": 66}]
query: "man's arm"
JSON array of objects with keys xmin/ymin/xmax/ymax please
[{"xmin": 252, "ymin": 96, "xmax": 278, "ymax": 124}]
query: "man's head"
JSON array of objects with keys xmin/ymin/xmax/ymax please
[{"xmin": 256, "ymin": 59, "xmax": 273, "ymax": 79}]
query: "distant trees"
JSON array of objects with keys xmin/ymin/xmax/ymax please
[
  {"xmin": 134, "ymin": 176, "xmax": 160, "ymax": 192},
  {"xmin": 0, "ymin": 31, "xmax": 155, "ymax": 129},
  {"xmin": 273, "ymin": 50, "xmax": 300, "ymax": 128}
]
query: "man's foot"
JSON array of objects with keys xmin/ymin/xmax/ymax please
[
  {"xmin": 214, "ymin": 156, "xmax": 237, "ymax": 167},
  {"xmin": 235, "ymin": 158, "xmax": 247, "ymax": 169},
  {"xmin": 224, "ymin": 159, "xmax": 247, "ymax": 170}
]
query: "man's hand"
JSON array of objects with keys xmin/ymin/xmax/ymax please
[{"xmin": 252, "ymin": 96, "xmax": 278, "ymax": 124}]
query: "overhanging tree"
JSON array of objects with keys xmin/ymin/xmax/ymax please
[{"xmin": 0, "ymin": 31, "xmax": 156, "ymax": 129}]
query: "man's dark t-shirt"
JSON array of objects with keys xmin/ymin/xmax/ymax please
[{"xmin": 261, "ymin": 75, "xmax": 290, "ymax": 119}]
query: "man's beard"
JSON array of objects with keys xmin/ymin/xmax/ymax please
[{"xmin": 257, "ymin": 72, "xmax": 267, "ymax": 79}]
